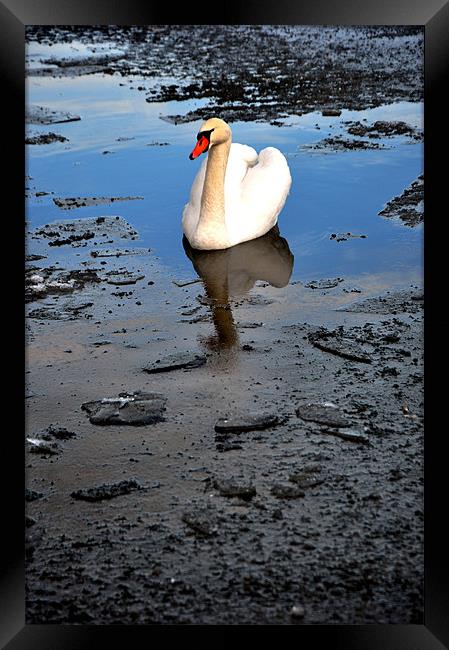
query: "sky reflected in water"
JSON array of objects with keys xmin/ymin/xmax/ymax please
[{"xmin": 26, "ymin": 72, "xmax": 423, "ymax": 287}]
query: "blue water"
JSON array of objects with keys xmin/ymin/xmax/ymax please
[{"xmin": 26, "ymin": 73, "xmax": 423, "ymax": 285}]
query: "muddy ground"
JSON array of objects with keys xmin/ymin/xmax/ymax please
[
  {"xmin": 26, "ymin": 25, "xmax": 423, "ymax": 123},
  {"xmin": 25, "ymin": 26, "xmax": 423, "ymax": 625},
  {"xmin": 25, "ymin": 223, "xmax": 424, "ymax": 625}
]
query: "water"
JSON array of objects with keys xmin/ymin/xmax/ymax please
[{"xmin": 26, "ymin": 72, "xmax": 423, "ymax": 287}]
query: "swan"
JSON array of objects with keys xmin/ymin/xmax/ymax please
[{"xmin": 182, "ymin": 117, "xmax": 292, "ymax": 250}]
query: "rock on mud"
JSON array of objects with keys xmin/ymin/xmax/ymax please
[
  {"xmin": 41, "ymin": 52, "xmax": 124, "ymax": 71},
  {"xmin": 26, "ymin": 267, "xmax": 101, "ymax": 302},
  {"xmin": 303, "ymin": 137, "xmax": 387, "ymax": 152},
  {"xmin": 271, "ymin": 484, "xmax": 305, "ymax": 499},
  {"xmin": 291, "ymin": 605, "xmax": 305, "ymax": 619},
  {"xmin": 26, "ymin": 425, "xmax": 77, "ymax": 456},
  {"xmin": 26, "ymin": 272, "xmax": 74, "ymax": 301},
  {"xmin": 27, "ymin": 437, "xmax": 61, "ymax": 456},
  {"xmin": 378, "ymin": 175, "xmax": 424, "ymax": 227},
  {"xmin": 81, "ymin": 391, "xmax": 167, "ymax": 426},
  {"xmin": 330, "ymin": 233, "xmax": 367, "ymax": 242},
  {"xmin": 322, "ymin": 428, "xmax": 370, "ymax": 444},
  {"xmin": 215, "ymin": 413, "xmax": 285, "ymax": 434},
  {"xmin": 142, "ymin": 352, "xmax": 206, "ymax": 373},
  {"xmin": 27, "ymin": 301, "xmax": 94, "ymax": 320},
  {"xmin": 346, "ymin": 120, "xmax": 423, "ymax": 140},
  {"xmin": 71, "ymin": 478, "xmax": 143, "ymax": 501},
  {"xmin": 33, "ymin": 216, "xmax": 139, "ymax": 247},
  {"xmin": 26, "ymin": 132, "xmax": 69, "ymax": 145},
  {"xmin": 26, "ymin": 254, "xmax": 47, "ymax": 262},
  {"xmin": 321, "ymin": 108, "xmax": 342, "ymax": 117},
  {"xmin": 92, "ymin": 248, "xmax": 149, "ymax": 258},
  {"xmin": 104, "ymin": 270, "xmax": 145, "ymax": 285},
  {"xmin": 213, "ymin": 478, "xmax": 257, "ymax": 501},
  {"xmin": 236, "ymin": 321, "xmax": 264, "ymax": 329},
  {"xmin": 181, "ymin": 509, "xmax": 218, "ymax": 537},
  {"xmin": 44, "ymin": 424, "xmax": 77, "ymax": 440},
  {"xmin": 296, "ymin": 403, "xmax": 351, "ymax": 428},
  {"xmin": 308, "ymin": 327, "xmax": 372, "ymax": 363},
  {"xmin": 53, "ymin": 196, "xmax": 143, "ymax": 210},
  {"xmin": 289, "ymin": 465, "xmax": 326, "ymax": 488},
  {"xmin": 26, "ymin": 105, "xmax": 81, "ymax": 125}
]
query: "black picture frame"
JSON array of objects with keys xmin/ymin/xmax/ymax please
[{"xmin": 2, "ymin": 0, "xmax": 448, "ymax": 647}]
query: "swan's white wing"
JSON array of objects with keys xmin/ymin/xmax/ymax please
[
  {"xmin": 227, "ymin": 147, "xmax": 292, "ymax": 245},
  {"xmin": 223, "ymin": 143, "xmax": 259, "ymax": 229},
  {"xmin": 224, "ymin": 143, "xmax": 258, "ymax": 189}
]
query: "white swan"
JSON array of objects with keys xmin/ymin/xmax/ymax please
[{"xmin": 182, "ymin": 117, "xmax": 292, "ymax": 250}]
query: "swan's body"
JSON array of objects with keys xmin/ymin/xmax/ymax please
[{"xmin": 182, "ymin": 118, "xmax": 292, "ymax": 250}]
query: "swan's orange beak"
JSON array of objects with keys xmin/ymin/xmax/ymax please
[{"xmin": 189, "ymin": 135, "xmax": 209, "ymax": 160}]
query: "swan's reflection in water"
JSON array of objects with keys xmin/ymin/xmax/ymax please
[{"xmin": 183, "ymin": 225, "xmax": 294, "ymax": 351}]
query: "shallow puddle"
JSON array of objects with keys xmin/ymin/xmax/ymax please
[{"xmin": 26, "ymin": 67, "xmax": 423, "ymax": 288}]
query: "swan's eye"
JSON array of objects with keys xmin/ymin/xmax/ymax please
[{"xmin": 197, "ymin": 128, "xmax": 215, "ymax": 141}]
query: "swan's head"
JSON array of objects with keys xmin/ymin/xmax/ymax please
[{"xmin": 189, "ymin": 117, "xmax": 231, "ymax": 160}]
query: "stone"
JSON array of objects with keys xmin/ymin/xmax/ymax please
[
  {"xmin": 26, "ymin": 132, "xmax": 69, "ymax": 145},
  {"xmin": 142, "ymin": 352, "xmax": 206, "ymax": 373},
  {"xmin": 71, "ymin": 479, "xmax": 143, "ymax": 501},
  {"xmin": 104, "ymin": 271, "xmax": 145, "ymax": 285},
  {"xmin": 91, "ymin": 248, "xmax": 149, "ymax": 258},
  {"xmin": 291, "ymin": 605, "xmax": 305, "ymax": 619},
  {"xmin": 181, "ymin": 510, "xmax": 218, "ymax": 537},
  {"xmin": 213, "ymin": 478, "xmax": 257, "ymax": 501},
  {"xmin": 26, "ymin": 105, "xmax": 81, "ymax": 125},
  {"xmin": 27, "ymin": 437, "xmax": 60, "ymax": 455},
  {"xmin": 322, "ymin": 427, "xmax": 370, "ymax": 444},
  {"xmin": 271, "ymin": 484, "xmax": 305, "ymax": 499},
  {"xmin": 53, "ymin": 196, "xmax": 143, "ymax": 210},
  {"xmin": 215, "ymin": 413, "xmax": 284, "ymax": 434},
  {"xmin": 296, "ymin": 403, "xmax": 351, "ymax": 428},
  {"xmin": 33, "ymin": 216, "xmax": 139, "ymax": 247},
  {"xmin": 308, "ymin": 328, "xmax": 372, "ymax": 363},
  {"xmin": 45, "ymin": 425, "xmax": 76, "ymax": 440},
  {"xmin": 81, "ymin": 391, "xmax": 166, "ymax": 426},
  {"xmin": 289, "ymin": 470, "xmax": 325, "ymax": 488},
  {"xmin": 321, "ymin": 108, "xmax": 342, "ymax": 116}
]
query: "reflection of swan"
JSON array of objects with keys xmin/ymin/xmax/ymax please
[
  {"xmin": 183, "ymin": 117, "xmax": 292, "ymax": 251},
  {"xmin": 183, "ymin": 225, "xmax": 294, "ymax": 349}
]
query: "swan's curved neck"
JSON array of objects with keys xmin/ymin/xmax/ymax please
[{"xmin": 199, "ymin": 138, "xmax": 231, "ymax": 228}]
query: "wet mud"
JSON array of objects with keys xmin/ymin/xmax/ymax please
[
  {"xmin": 25, "ymin": 220, "xmax": 423, "ymax": 625},
  {"xmin": 26, "ymin": 25, "xmax": 423, "ymax": 124},
  {"xmin": 71, "ymin": 479, "xmax": 145, "ymax": 502},
  {"xmin": 53, "ymin": 196, "xmax": 144, "ymax": 210},
  {"xmin": 25, "ymin": 132, "xmax": 69, "ymax": 145},
  {"xmin": 345, "ymin": 120, "xmax": 423, "ymax": 141},
  {"xmin": 26, "ymin": 104, "xmax": 81, "ymax": 125},
  {"xmin": 378, "ymin": 175, "xmax": 424, "ymax": 227},
  {"xmin": 302, "ymin": 137, "xmax": 388, "ymax": 152}
]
